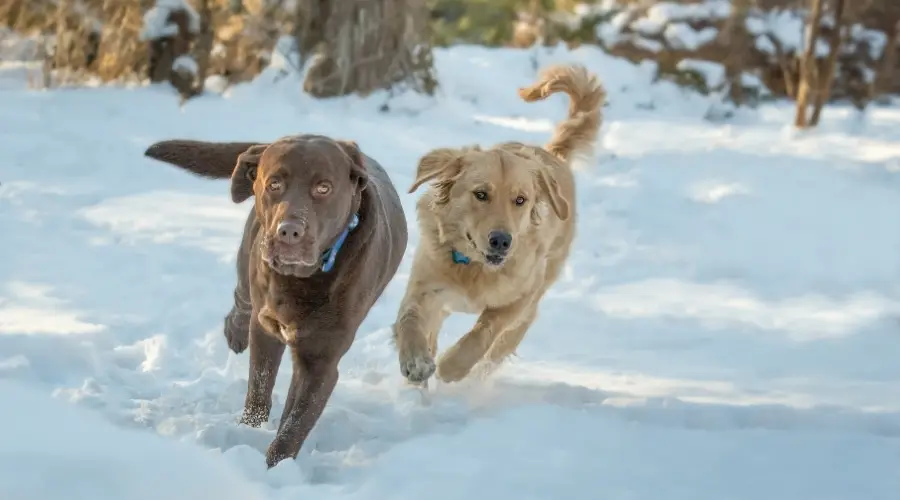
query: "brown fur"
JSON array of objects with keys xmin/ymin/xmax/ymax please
[
  {"xmin": 393, "ymin": 63, "xmax": 605, "ymax": 384},
  {"xmin": 143, "ymin": 134, "xmax": 407, "ymax": 467}
]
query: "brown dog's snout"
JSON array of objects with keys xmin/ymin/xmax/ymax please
[
  {"xmin": 487, "ymin": 230, "xmax": 512, "ymax": 254},
  {"xmin": 276, "ymin": 220, "xmax": 304, "ymax": 245}
]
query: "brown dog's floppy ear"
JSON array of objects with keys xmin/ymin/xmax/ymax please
[
  {"xmin": 230, "ymin": 144, "xmax": 269, "ymax": 203},
  {"xmin": 144, "ymin": 140, "xmax": 263, "ymax": 179},
  {"xmin": 535, "ymin": 167, "xmax": 570, "ymax": 221},
  {"xmin": 337, "ymin": 140, "xmax": 369, "ymax": 194},
  {"xmin": 408, "ymin": 148, "xmax": 464, "ymax": 202}
]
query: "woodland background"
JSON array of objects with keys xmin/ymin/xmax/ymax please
[{"xmin": 2, "ymin": 0, "xmax": 897, "ymax": 128}]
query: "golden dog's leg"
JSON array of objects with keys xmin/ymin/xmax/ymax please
[
  {"xmin": 486, "ymin": 262, "xmax": 562, "ymax": 364},
  {"xmin": 437, "ymin": 296, "xmax": 534, "ymax": 383},
  {"xmin": 427, "ymin": 310, "xmax": 449, "ymax": 357},
  {"xmin": 485, "ymin": 305, "xmax": 539, "ymax": 364},
  {"xmin": 393, "ymin": 284, "xmax": 448, "ymax": 384}
]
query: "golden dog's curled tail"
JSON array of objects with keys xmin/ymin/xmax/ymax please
[{"xmin": 518, "ymin": 64, "xmax": 606, "ymax": 165}]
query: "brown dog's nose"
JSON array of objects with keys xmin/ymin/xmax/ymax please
[
  {"xmin": 276, "ymin": 221, "xmax": 304, "ymax": 245},
  {"xmin": 488, "ymin": 230, "xmax": 512, "ymax": 253}
]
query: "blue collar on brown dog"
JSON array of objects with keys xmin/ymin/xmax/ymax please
[{"xmin": 321, "ymin": 213, "xmax": 360, "ymax": 272}]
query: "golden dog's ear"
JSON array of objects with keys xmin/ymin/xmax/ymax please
[
  {"xmin": 503, "ymin": 142, "xmax": 571, "ymax": 222},
  {"xmin": 535, "ymin": 167, "xmax": 570, "ymax": 221},
  {"xmin": 408, "ymin": 148, "xmax": 464, "ymax": 202},
  {"xmin": 230, "ymin": 144, "xmax": 269, "ymax": 203}
]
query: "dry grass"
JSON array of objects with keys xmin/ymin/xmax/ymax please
[{"xmin": 2, "ymin": 0, "xmax": 148, "ymax": 88}]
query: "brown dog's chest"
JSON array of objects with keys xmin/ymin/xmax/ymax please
[{"xmin": 252, "ymin": 269, "xmax": 336, "ymax": 344}]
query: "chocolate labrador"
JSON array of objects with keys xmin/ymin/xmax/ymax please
[{"xmin": 143, "ymin": 134, "xmax": 408, "ymax": 467}]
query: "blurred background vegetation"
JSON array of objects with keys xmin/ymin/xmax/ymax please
[{"xmin": 1, "ymin": 0, "xmax": 898, "ymax": 121}]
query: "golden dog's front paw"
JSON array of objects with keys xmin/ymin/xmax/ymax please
[
  {"xmin": 436, "ymin": 350, "xmax": 474, "ymax": 383},
  {"xmin": 399, "ymin": 350, "xmax": 436, "ymax": 384},
  {"xmin": 397, "ymin": 327, "xmax": 437, "ymax": 384}
]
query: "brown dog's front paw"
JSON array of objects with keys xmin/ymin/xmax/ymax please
[
  {"xmin": 239, "ymin": 406, "xmax": 269, "ymax": 428},
  {"xmin": 224, "ymin": 308, "xmax": 250, "ymax": 353},
  {"xmin": 265, "ymin": 433, "xmax": 296, "ymax": 469},
  {"xmin": 399, "ymin": 353, "xmax": 436, "ymax": 384}
]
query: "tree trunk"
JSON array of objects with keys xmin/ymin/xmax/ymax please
[
  {"xmin": 795, "ymin": 0, "xmax": 825, "ymax": 128},
  {"xmin": 872, "ymin": 19, "xmax": 899, "ymax": 99},
  {"xmin": 809, "ymin": 0, "xmax": 847, "ymax": 126},
  {"xmin": 193, "ymin": 0, "xmax": 213, "ymax": 95},
  {"xmin": 723, "ymin": 0, "xmax": 752, "ymax": 104},
  {"xmin": 293, "ymin": 0, "xmax": 329, "ymax": 71}
]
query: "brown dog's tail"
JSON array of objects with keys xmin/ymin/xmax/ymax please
[
  {"xmin": 143, "ymin": 140, "xmax": 260, "ymax": 179},
  {"xmin": 518, "ymin": 64, "xmax": 606, "ymax": 165}
]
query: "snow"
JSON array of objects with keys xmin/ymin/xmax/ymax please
[
  {"xmin": 646, "ymin": 0, "xmax": 732, "ymax": 24},
  {"xmin": 748, "ymin": 9, "xmax": 830, "ymax": 57},
  {"xmin": 2, "ymin": 41, "xmax": 900, "ymax": 500},
  {"xmin": 205, "ymin": 74, "xmax": 230, "ymax": 95},
  {"xmin": 0, "ymin": 28, "xmax": 41, "ymax": 63},
  {"xmin": 849, "ymin": 24, "xmax": 888, "ymax": 60},
  {"xmin": 172, "ymin": 55, "xmax": 198, "ymax": 76},
  {"xmin": 631, "ymin": 36, "xmax": 664, "ymax": 53},
  {"xmin": 631, "ymin": 17, "xmax": 667, "ymax": 37},
  {"xmin": 676, "ymin": 58, "xmax": 726, "ymax": 87},
  {"xmin": 596, "ymin": 11, "xmax": 632, "ymax": 47},
  {"xmin": 664, "ymin": 23, "xmax": 719, "ymax": 50},
  {"xmin": 140, "ymin": 0, "xmax": 201, "ymax": 42},
  {"xmin": 0, "ymin": 380, "xmax": 266, "ymax": 500}
]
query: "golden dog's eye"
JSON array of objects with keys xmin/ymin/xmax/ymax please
[
  {"xmin": 314, "ymin": 182, "xmax": 332, "ymax": 196},
  {"xmin": 473, "ymin": 190, "xmax": 488, "ymax": 201},
  {"xmin": 266, "ymin": 179, "xmax": 283, "ymax": 192},
  {"xmin": 514, "ymin": 196, "xmax": 526, "ymax": 206}
]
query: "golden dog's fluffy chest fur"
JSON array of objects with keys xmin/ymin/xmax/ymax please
[{"xmin": 438, "ymin": 250, "xmax": 549, "ymax": 313}]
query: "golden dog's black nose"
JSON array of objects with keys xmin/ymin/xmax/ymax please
[{"xmin": 488, "ymin": 230, "xmax": 512, "ymax": 253}]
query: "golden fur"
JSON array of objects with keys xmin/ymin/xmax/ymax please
[{"xmin": 392, "ymin": 63, "xmax": 606, "ymax": 384}]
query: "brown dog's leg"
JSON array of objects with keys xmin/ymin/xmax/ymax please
[
  {"xmin": 223, "ymin": 284, "xmax": 251, "ymax": 353},
  {"xmin": 393, "ymin": 285, "xmax": 449, "ymax": 383},
  {"xmin": 240, "ymin": 316, "xmax": 286, "ymax": 427},
  {"xmin": 225, "ymin": 230, "xmax": 254, "ymax": 353},
  {"xmin": 266, "ymin": 349, "xmax": 339, "ymax": 468},
  {"xmin": 437, "ymin": 296, "xmax": 535, "ymax": 383}
]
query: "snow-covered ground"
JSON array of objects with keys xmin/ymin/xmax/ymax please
[{"xmin": 2, "ymin": 43, "xmax": 900, "ymax": 499}]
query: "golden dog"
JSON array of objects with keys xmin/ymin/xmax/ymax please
[{"xmin": 392, "ymin": 63, "xmax": 606, "ymax": 384}]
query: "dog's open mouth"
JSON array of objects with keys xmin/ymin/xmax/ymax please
[
  {"xmin": 466, "ymin": 232, "xmax": 506, "ymax": 266},
  {"xmin": 484, "ymin": 253, "xmax": 505, "ymax": 266}
]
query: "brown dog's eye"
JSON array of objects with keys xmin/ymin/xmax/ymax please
[
  {"xmin": 473, "ymin": 190, "xmax": 488, "ymax": 201},
  {"xmin": 266, "ymin": 179, "xmax": 283, "ymax": 192},
  {"xmin": 514, "ymin": 196, "xmax": 526, "ymax": 206},
  {"xmin": 314, "ymin": 182, "xmax": 332, "ymax": 196}
]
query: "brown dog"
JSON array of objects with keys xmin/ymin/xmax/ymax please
[
  {"xmin": 143, "ymin": 134, "xmax": 407, "ymax": 467},
  {"xmin": 393, "ymin": 64, "xmax": 605, "ymax": 385}
]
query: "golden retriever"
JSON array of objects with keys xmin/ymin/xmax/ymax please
[{"xmin": 392, "ymin": 63, "xmax": 606, "ymax": 384}]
